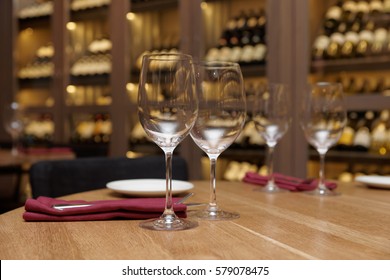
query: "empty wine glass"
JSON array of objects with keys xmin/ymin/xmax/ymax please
[
  {"xmin": 190, "ymin": 61, "xmax": 246, "ymax": 220},
  {"xmin": 2, "ymin": 102, "xmax": 25, "ymax": 156},
  {"xmin": 300, "ymin": 82, "xmax": 347, "ymax": 196},
  {"xmin": 251, "ymin": 83, "xmax": 291, "ymax": 193},
  {"xmin": 138, "ymin": 53, "xmax": 198, "ymax": 230}
]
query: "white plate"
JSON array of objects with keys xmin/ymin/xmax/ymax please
[
  {"xmin": 355, "ymin": 175, "xmax": 390, "ymax": 189},
  {"xmin": 106, "ymin": 179, "xmax": 194, "ymax": 197}
]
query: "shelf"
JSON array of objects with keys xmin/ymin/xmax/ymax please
[
  {"xmin": 130, "ymin": 0, "xmax": 178, "ymax": 13},
  {"xmin": 221, "ymin": 146, "xmax": 266, "ymax": 163},
  {"xmin": 70, "ymin": 6, "xmax": 109, "ymax": 22},
  {"xmin": 25, "ymin": 106, "xmax": 54, "ymax": 114},
  {"xmin": 309, "ymin": 149, "xmax": 390, "ymax": 164},
  {"xmin": 240, "ymin": 63, "xmax": 266, "ymax": 78},
  {"xmin": 129, "ymin": 142, "xmax": 161, "ymax": 154},
  {"xmin": 18, "ymin": 15, "xmax": 51, "ymax": 29},
  {"xmin": 18, "ymin": 77, "xmax": 52, "ymax": 88},
  {"xmin": 344, "ymin": 94, "xmax": 390, "ymax": 111},
  {"xmin": 65, "ymin": 105, "xmax": 110, "ymax": 114},
  {"xmin": 70, "ymin": 74, "xmax": 110, "ymax": 86},
  {"xmin": 311, "ymin": 56, "xmax": 390, "ymax": 73}
]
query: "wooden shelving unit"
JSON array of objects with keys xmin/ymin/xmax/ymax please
[{"xmin": 1, "ymin": 0, "xmax": 389, "ymax": 180}]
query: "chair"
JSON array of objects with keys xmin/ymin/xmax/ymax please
[
  {"xmin": 29, "ymin": 155, "xmax": 188, "ymax": 198},
  {"xmin": 0, "ymin": 164, "xmax": 24, "ymax": 213}
]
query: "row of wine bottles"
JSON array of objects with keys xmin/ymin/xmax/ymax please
[
  {"xmin": 18, "ymin": 1, "xmax": 53, "ymax": 19},
  {"xmin": 222, "ymin": 159, "xmax": 390, "ymax": 182},
  {"xmin": 18, "ymin": 42, "xmax": 54, "ymax": 79},
  {"xmin": 334, "ymin": 74, "xmax": 390, "ymax": 94},
  {"xmin": 71, "ymin": 113, "xmax": 112, "ymax": 144},
  {"xmin": 205, "ymin": 8, "xmax": 267, "ymax": 64},
  {"xmin": 312, "ymin": 0, "xmax": 390, "ymax": 60},
  {"xmin": 18, "ymin": 0, "xmax": 112, "ymax": 19},
  {"xmin": 337, "ymin": 110, "xmax": 390, "ymax": 155}
]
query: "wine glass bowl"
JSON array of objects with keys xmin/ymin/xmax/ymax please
[
  {"xmin": 2, "ymin": 102, "xmax": 25, "ymax": 156},
  {"xmin": 138, "ymin": 53, "xmax": 198, "ymax": 230},
  {"xmin": 190, "ymin": 61, "xmax": 246, "ymax": 220},
  {"xmin": 300, "ymin": 82, "xmax": 347, "ymax": 196},
  {"xmin": 251, "ymin": 83, "xmax": 291, "ymax": 193}
]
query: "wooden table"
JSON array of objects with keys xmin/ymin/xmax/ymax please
[
  {"xmin": 0, "ymin": 180, "xmax": 389, "ymax": 260},
  {"xmin": 0, "ymin": 148, "xmax": 75, "ymax": 169}
]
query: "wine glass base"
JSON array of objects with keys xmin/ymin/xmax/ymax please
[
  {"xmin": 139, "ymin": 217, "xmax": 198, "ymax": 231},
  {"xmin": 254, "ymin": 186, "xmax": 288, "ymax": 193},
  {"xmin": 254, "ymin": 181, "xmax": 288, "ymax": 193},
  {"xmin": 195, "ymin": 209, "xmax": 240, "ymax": 221},
  {"xmin": 304, "ymin": 188, "xmax": 340, "ymax": 196}
]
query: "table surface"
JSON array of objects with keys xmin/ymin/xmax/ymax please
[
  {"xmin": 0, "ymin": 180, "xmax": 389, "ymax": 260},
  {"xmin": 0, "ymin": 149, "xmax": 75, "ymax": 169}
]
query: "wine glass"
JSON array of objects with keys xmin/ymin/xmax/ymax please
[
  {"xmin": 137, "ymin": 53, "xmax": 198, "ymax": 230},
  {"xmin": 2, "ymin": 102, "xmax": 25, "ymax": 156},
  {"xmin": 190, "ymin": 61, "xmax": 246, "ymax": 220},
  {"xmin": 251, "ymin": 83, "xmax": 291, "ymax": 193},
  {"xmin": 300, "ymin": 82, "xmax": 347, "ymax": 196}
]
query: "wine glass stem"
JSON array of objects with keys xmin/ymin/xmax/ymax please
[
  {"xmin": 163, "ymin": 151, "xmax": 174, "ymax": 216},
  {"xmin": 208, "ymin": 155, "xmax": 218, "ymax": 210},
  {"xmin": 11, "ymin": 135, "xmax": 19, "ymax": 156},
  {"xmin": 318, "ymin": 151, "xmax": 327, "ymax": 190},
  {"xmin": 267, "ymin": 145, "xmax": 275, "ymax": 185}
]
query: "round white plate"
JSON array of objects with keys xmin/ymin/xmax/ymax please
[
  {"xmin": 355, "ymin": 175, "xmax": 390, "ymax": 189},
  {"xmin": 106, "ymin": 179, "xmax": 194, "ymax": 197}
]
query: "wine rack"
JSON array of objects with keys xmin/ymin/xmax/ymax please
[
  {"xmin": 309, "ymin": 0, "xmax": 390, "ymax": 181},
  {"xmin": 2, "ymin": 0, "xmax": 389, "ymax": 180}
]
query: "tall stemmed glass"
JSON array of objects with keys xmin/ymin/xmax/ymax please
[
  {"xmin": 190, "ymin": 61, "xmax": 246, "ymax": 220},
  {"xmin": 300, "ymin": 82, "xmax": 347, "ymax": 196},
  {"xmin": 138, "ymin": 53, "xmax": 198, "ymax": 230},
  {"xmin": 2, "ymin": 102, "xmax": 25, "ymax": 156},
  {"xmin": 251, "ymin": 83, "xmax": 291, "ymax": 193}
]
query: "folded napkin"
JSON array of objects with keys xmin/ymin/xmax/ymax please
[
  {"xmin": 23, "ymin": 196, "xmax": 187, "ymax": 222},
  {"xmin": 243, "ymin": 172, "xmax": 337, "ymax": 191}
]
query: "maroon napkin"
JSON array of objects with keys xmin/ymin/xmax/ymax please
[
  {"xmin": 23, "ymin": 196, "xmax": 187, "ymax": 222},
  {"xmin": 243, "ymin": 172, "xmax": 337, "ymax": 191}
]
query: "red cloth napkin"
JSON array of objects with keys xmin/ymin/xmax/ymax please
[
  {"xmin": 23, "ymin": 196, "xmax": 187, "ymax": 222},
  {"xmin": 243, "ymin": 172, "xmax": 337, "ymax": 191}
]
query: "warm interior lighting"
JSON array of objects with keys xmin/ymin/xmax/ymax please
[
  {"xmin": 126, "ymin": 12, "xmax": 135, "ymax": 21},
  {"xmin": 126, "ymin": 83, "xmax": 136, "ymax": 91},
  {"xmin": 66, "ymin": 22, "xmax": 77, "ymax": 31},
  {"xmin": 200, "ymin": 2, "xmax": 208, "ymax": 10},
  {"xmin": 66, "ymin": 85, "xmax": 77, "ymax": 94}
]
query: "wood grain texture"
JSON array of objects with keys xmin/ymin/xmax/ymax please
[{"xmin": 0, "ymin": 180, "xmax": 389, "ymax": 260}]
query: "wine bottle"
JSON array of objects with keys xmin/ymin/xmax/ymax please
[
  {"xmin": 353, "ymin": 114, "xmax": 372, "ymax": 152},
  {"xmin": 236, "ymin": 10, "xmax": 248, "ymax": 32},
  {"xmin": 369, "ymin": 0, "xmax": 384, "ymax": 15},
  {"xmin": 341, "ymin": 31, "xmax": 359, "ymax": 58},
  {"xmin": 312, "ymin": 35, "xmax": 330, "ymax": 60},
  {"xmin": 371, "ymin": 27, "xmax": 388, "ymax": 55},
  {"xmin": 342, "ymin": 1, "xmax": 357, "ymax": 24},
  {"xmin": 325, "ymin": 32, "xmax": 345, "ymax": 59},
  {"xmin": 385, "ymin": 0, "xmax": 390, "ymax": 14},
  {"xmin": 356, "ymin": 21, "xmax": 375, "ymax": 57},
  {"xmin": 246, "ymin": 10, "xmax": 258, "ymax": 30},
  {"xmin": 348, "ymin": 77, "xmax": 364, "ymax": 94},
  {"xmin": 370, "ymin": 110, "xmax": 390, "ymax": 155},
  {"xmin": 338, "ymin": 111, "xmax": 358, "ymax": 149},
  {"xmin": 323, "ymin": 4, "xmax": 343, "ymax": 36},
  {"xmin": 355, "ymin": 1, "xmax": 370, "ymax": 20}
]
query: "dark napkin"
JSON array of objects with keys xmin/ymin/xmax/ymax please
[
  {"xmin": 23, "ymin": 196, "xmax": 187, "ymax": 222},
  {"xmin": 243, "ymin": 172, "xmax": 337, "ymax": 191}
]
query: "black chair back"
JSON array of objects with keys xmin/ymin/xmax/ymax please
[
  {"xmin": 0, "ymin": 164, "xmax": 23, "ymax": 213},
  {"xmin": 29, "ymin": 155, "xmax": 188, "ymax": 198}
]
